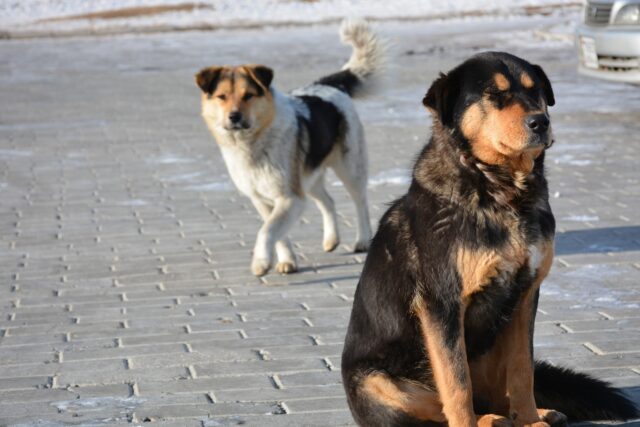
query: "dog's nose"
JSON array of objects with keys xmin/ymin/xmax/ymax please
[
  {"xmin": 526, "ymin": 114, "xmax": 549, "ymax": 134},
  {"xmin": 229, "ymin": 111, "xmax": 242, "ymax": 124}
]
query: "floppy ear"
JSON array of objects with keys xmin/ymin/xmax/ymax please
[
  {"xmin": 531, "ymin": 64, "xmax": 555, "ymax": 107},
  {"xmin": 423, "ymin": 72, "xmax": 460, "ymax": 127},
  {"xmin": 195, "ymin": 66, "xmax": 222, "ymax": 94},
  {"xmin": 246, "ymin": 65, "xmax": 274, "ymax": 91}
]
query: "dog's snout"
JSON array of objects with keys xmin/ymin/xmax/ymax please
[
  {"xmin": 229, "ymin": 111, "xmax": 243, "ymax": 124},
  {"xmin": 526, "ymin": 114, "xmax": 549, "ymax": 134}
]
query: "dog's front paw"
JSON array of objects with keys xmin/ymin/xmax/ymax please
[
  {"xmin": 353, "ymin": 240, "xmax": 370, "ymax": 253},
  {"xmin": 323, "ymin": 235, "xmax": 340, "ymax": 252},
  {"xmin": 276, "ymin": 261, "xmax": 297, "ymax": 274},
  {"xmin": 477, "ymin": 414, "xmax": 514, "ymax": 427},
  {"xmin": 251, "ymin": 258, "xmax": 271, "ymax": 276},
  {"xmin": 537, "ymin": 409, "xmax": 567, "ymax": 427}
]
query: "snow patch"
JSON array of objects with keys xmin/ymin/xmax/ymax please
[
  {"xmin": 369, "ymin": 169, "xmax": 412, "ymax": 187},
  {"xmin": 147, "ymin": 154, "xmax": 196, "ymax": 165},
  {"xmin": 552, "ymin": 154, "xmax": 592, "ymax": 166},
  {"xmin": 186, "ymin": 181, "xmax": 232, "ymax": 192},
  {"xmin": 52, "ymin": 396, "xmax": 144, "ymax": 412},
  {"xmin": 0, "ymin": 149, "xmax": 32, "ymax": 158},
  {"xmin": 164, "ymin": 171, "xmax": 205, "ymax": 182},
  {"xmin": 0, "ymin": 0, "xmax": 581, "ymax": 29},
  {"xmin": 333, "ymin": 168, "xmax": 411, "ymax": 187},
  {"xmin": 118, "ymin": 199, "xmax": 148, "ymax": 206},
  {"xmin": 561, "ymin": 215, "xmax": 599, "ymax": 222}
]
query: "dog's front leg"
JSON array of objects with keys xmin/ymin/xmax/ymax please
[
  {"xmin": 412, "ymin": 297, "xmax": 476, "ymax": 427},
  {"xmin": 251, "ymin": 198, "xmax": 298, "ymax": 274},
  {"xmin": 504, "ymin": 241, "xmax": 565, "ymax": 427},
  {"xmin": 251, "ymin": 196, "xmax": 305, "ymax": 276},
  {"xmin": 502, "ymin": 287, "xmax": 544, "ymax": 427}
]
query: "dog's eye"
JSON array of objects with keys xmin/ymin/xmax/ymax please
[
  {"xmin": 242, "ymin": 93, "xmax": 254, "ymax": 101},
  {"xmin": 216, "ymin": 94, "xmax": 227, "ymax": 101}
]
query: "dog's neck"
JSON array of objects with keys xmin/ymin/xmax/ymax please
[{"xmin": 414, "ymin": 122, "xmax": 547, "ymax": 210}]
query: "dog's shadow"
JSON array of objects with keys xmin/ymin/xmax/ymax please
[
  {"xmin": 556, "ymin": 226, "xmax": 640, "ymax": 255},
  {"xmin": 569, "ymin": 386, "xmax": 640, "ymax": 426}
]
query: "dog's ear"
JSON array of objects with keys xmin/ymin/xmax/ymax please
[
  {"xmin": 195, "ymin": 66, "xmax": 223, "ymax": 95},
  {"xmin": 245, "ymin": 65, "xmax": 274, "ymax": 92},
  {"xmin": 531, "ymin": 64, "xmax": 555, "ymax": 107},
  {"xmin": 423, "ymin": 72, "xmax": 460, "ymax": 127}
]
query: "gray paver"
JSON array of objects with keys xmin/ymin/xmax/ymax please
[{"xmin": 1, "ymin": 10, "xmax": 639, "ymax": 426}]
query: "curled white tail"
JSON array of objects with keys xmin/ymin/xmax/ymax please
[{"xmin": 340, "ymin": 18, "xmax": 385, "ymax": 96}]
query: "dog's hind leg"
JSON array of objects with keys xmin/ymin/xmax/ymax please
[
  {"xmin": 345, "ymin": 370, "xmax": 445, "ymax": 426},
  {"xmin": 308, "ymin": 176, "xmax": 340, "ymax": 252},
  {"xmin": 330, "ymin": 141, "xmax": 372, "ymax": 252},
  {"xmin": 251, "ymin": 198, "xmax": 299, "ymax": 275}
]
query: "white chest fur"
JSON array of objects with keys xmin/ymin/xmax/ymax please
[{"xmin": 528, "ymin": 243, "xmax": 544, "ymax": 276}]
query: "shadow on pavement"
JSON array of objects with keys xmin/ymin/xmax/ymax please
[
  {"xmin": 570, "ymin": 386, "xmax": 639, "ymax": 426},
  {"xmin": 556, "ymin": 226, "xmax": 640, "ymax": 255}
]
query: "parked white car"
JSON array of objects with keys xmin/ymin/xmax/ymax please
[{"xmin": 576, "ymin": 0, "xmax": 640, "ymax": 83}]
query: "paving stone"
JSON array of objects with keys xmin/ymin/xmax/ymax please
[{"xmin": 0, "ymin": 13, "xmax": 639, "ymax": 426}]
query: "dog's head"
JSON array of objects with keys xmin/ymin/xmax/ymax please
[
  {"xmin": 423, "ymin": 52, "xmax": 555, "ymax": 170},
  {"xmin": 196, "ymin": 65, "xmax": 275, "ymax": 137}
]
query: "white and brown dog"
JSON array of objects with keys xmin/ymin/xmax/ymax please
[{"xmin": 196, "ymin": 20, "xmax": 384, "ymax": 276}]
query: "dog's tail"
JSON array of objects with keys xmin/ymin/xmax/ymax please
[
  {"xmin": 534, "ymin": 360, "xmax": 639, "ymax": 421},
  {"xmin": 315, "ymin": 18, "xmax": 385, "ymax": 97}
]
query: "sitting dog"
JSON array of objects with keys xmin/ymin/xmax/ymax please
[
  {"xmin": 342, "ymin": 52, "xmax": 639, "ymax": 426},
  {"xmin": 196, "ymin": 20, "xmax": 383, "ymax": 276}
]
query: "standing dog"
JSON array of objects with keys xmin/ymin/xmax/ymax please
[
  {"xmin": 196, "ymin": 20, "xmax": 383, "ymax": 276},
  {"xmin": 342, "ymin": 52, "xmax": 639, "ymax": 426}
]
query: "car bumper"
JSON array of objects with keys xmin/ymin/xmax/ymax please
[{"xmin": 576, "ymin": 24, "xmax": 640, "ymax": 84}]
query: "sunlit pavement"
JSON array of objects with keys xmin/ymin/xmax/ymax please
[{"xmin": 0, "ymin": 12, "xmax": 639, "ymax": 426}]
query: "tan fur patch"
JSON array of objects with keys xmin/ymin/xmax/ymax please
[
  {"xmin": 456, "ymin": 241, "xmax": 527, "ymax": 302},
  {"xmin": 470, "ymin": 344, "xmax": 510, "ymax": 416},
  {"xmin": 461, "ymin": 99, "xmax": 543, "ymax": 173},
  {"xmin": 411, "ymin": 299, "xmax": 476, "ymax": 427},
  {"xmin": 467, "ymin": 238, "xmax": 555, "ymax": 424},
  {"xmin": 477, "ymin": 414, "xmax": 513, "ymax": 427},
  {"xmin": 520, "ymin": 72, "xmax": 534, "ymax": 89},
  {"xmin": 494, "ymin": 73, "xmax": 511, "ymax": 91},
  {"xmin": 361, "ymin": 373, "xmax": 445, "ymax": 421}
]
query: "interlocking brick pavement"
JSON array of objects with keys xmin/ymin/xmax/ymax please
[{"xmin": 1, "ymin": 13, "xmax": 639, "ymax": 426}]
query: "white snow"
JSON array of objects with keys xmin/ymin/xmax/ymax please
[
  {"xmin": 146, "ymin": 154, "xmax": 196, "ymax": 164},
  {"xmin": 552, "ymin": 154, "xmax": 593, "ymax": 166},
  {"xmin": 561, "ymin": 215, "xmax": 600, "ymax": 222},
  {"xmin": 368, "ymin": 168, "xmax": 412, "ymax": 187},
  {"xmin": 332, "ymin": 168, "xmax": 412, "ymax": 188},
  {"xmin": 118, "ymin": 199, "xmax": 148, "ymax": 206},
  {"xmin": 52, "ymin": 396, "xmax": 144, "ymax": 412},
  {"xmin": 0, "ymin": 0, "xmax": 579, "ymax": 35},
  {"xmin": 0, "ymin": 149, "xmax": 32, "ymax": 158},
  {"xmin": 186, "ymin": 181, "xmax": 232, "ymax": 191}
]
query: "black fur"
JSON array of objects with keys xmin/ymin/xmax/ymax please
[
  {"xmin": 315, "ymin": 69, "xmax": 361, "ymax": 97},
  {"xmin": 534, "ymin": 361, "xmax": 639, "ymax": 421},
  {"xmin": 342, "ymin": 52, "xmax": 638, "ymax": 426},
  {"xmin": 296, "ymin": 95, "xmax": 346, "ymax": 169}
]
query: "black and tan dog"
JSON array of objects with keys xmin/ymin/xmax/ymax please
[{"xmin": 342, "ymin": 52, "xmax": 639, "ymax": 427}]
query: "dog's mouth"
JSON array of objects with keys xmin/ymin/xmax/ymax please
[
  {"xmin": 224, "ymin": 122, "xmax": 251, "ymax": 131},
  {"xmin": 525, "ymin": 132, "xmax": 553, "ymax": 150}
]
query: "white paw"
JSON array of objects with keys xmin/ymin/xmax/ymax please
[
  {"xmin": 251, "ymin": 257, "xmax": 271, "ymax": 276},
  {"xmin": 276, "ymin": 261, "xmax": 297, "ymax": 274},
  {"xmin": 323, "ymin": 235, "xmax": 340, "ymax": 252}
]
